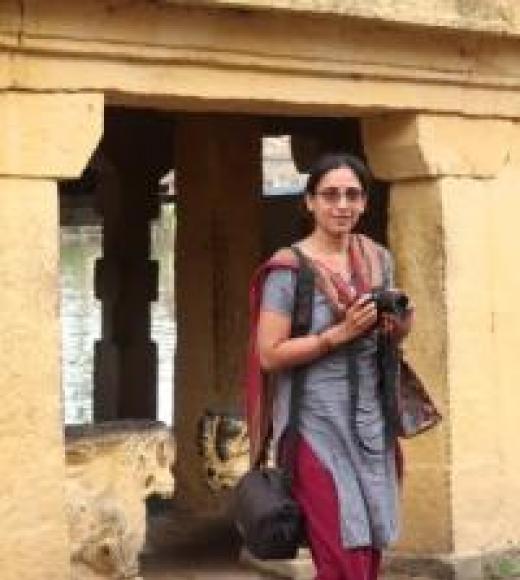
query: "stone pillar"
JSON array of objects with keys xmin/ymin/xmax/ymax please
[
  {"xmin": 363, "ymin": 114, "xmax": 520, "ymax": 575},
  {"xmin": 94, "ymin": 110, "xmax": 174, "ymax": 421},
  {"xmin": 0, "ymin": 92, "xmax": 102, "ymax": 580},
  {"xmin": 174, "ymin": 116, "xmax": 262, "ymax": 510}
]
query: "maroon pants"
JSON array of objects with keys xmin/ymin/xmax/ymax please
[{"xmin": 291, "ymin": 437, "xmax": 381, "ymax": 580}]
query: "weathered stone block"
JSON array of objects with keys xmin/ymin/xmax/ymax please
[
  {"xmin": 363, "ymin": 114, "xmax": 513, "ymax": 180},
  {"xmin": 65, "ymin": 421, "xmax": 175, "ymax": 580},
  {"xmin": 0, "ymin": 92, "xmax": 103, "ymax": 178}
]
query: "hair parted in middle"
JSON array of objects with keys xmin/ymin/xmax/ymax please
[{"xmin": 305, "ymin": 153, "xmax": 373, "ymax": 197}]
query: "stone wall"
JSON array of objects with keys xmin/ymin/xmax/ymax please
[
  {"xmin": 0, "ymin": 93, "xmax": 102, "ymax": 580},
  {"xmin": 364, "ymin": 114, "xmax": 520, "ymax": 568}
]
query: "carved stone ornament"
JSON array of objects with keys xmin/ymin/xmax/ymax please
[
  {"xmin": 198, "ymin": 412, "xmax": 249, "ymax": 492},
  {"xmin": 65, "ymin": 421, "xmax": 175, "ymax": 580}
]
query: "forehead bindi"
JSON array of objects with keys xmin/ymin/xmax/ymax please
[{"xmin": 315, "ymin": 166, "xmax": 362, "ymax": 192}]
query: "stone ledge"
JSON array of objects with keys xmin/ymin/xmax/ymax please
[
  {"xmin": 163, "ymin": 0, "xmax": 520, "ymax": 38},
  {"xmin": 65, "ymin": 419, "xmax": 165, "ymax": 441}
]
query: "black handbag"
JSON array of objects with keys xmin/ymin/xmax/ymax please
[
  {"xmin": 230, "ymin": 466, "xmax": 302, "ymax": 560},
  {"xmin": 230, "ymin": 247, "xmax": 313, "ymax": 560}
]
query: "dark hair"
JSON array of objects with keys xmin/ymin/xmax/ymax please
[{"xmin": 305, "ymin": 153, "xmax": 373, "ymax": 196}]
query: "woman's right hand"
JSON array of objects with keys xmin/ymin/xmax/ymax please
[{"xmin": 321, "ymin": 295, "xmax": 378, "ymax": 348}]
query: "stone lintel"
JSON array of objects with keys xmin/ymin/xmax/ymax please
[
  {"xmin": 362, "ymin": 114, "xmax": 513, "ymax": 181},
  {"xmin": 6, "ymin": 3, "xmax": 520, "ymax": 119},
  {"xmin": 0, "ymin": 91, "xmax": 103, "ymax": 179}
]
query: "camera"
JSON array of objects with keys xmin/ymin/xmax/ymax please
[{"xmin": 366, "ymin": 288, "xmax": 409, "ymax": 318}]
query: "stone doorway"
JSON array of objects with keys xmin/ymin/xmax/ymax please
[{"xmin": 57, "ymin": 107, "xmax": 391, "ymax": 579}]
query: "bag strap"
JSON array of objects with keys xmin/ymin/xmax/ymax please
[
  {"xmin": 290, "ymin": 246, "xmax": 314, "ymax": 339},
  {"xmin": 377, "ymin": 331, "xmax": 401, "ymax": 440},
  {"xmin": 279, "ymin": 246, "xmax": 314, "ymax": 480},
  {"xmin": 256, "ymin": 246, "xmax": 315, "ymax": 470}
]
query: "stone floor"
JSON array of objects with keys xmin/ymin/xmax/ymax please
[
  {"xmin": 142, "ymin": 553, "xmax": 432, "ymax": 580},
  {"xmin": 141, "ymin": 505, "xmax": 429, "ymax": 580},
  {"xmin": 142, "ymin": 507, "xmax": 276, "ymax": 579},
  {"xmin": 141, "ymin": 501, "xmax": 520, "ymax": 580},
  {"xmin": 142, "ymin": 556, "xmax": 277, "ymax": 580}
]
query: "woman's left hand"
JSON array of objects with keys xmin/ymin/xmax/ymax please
[{"xmin": 380, "ymin": 307, "xmax": 414, "ymax": 343}]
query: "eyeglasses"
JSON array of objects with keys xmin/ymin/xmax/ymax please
[{"xmin": 315, "ymin": 186, "xmax": 367, "ymax": 205}]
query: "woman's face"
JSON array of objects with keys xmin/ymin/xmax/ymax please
[{"xmin": 305, "ymin": 165, "xmax": 367, "ymax": 238}]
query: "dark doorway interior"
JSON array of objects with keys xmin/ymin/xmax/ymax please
[
  {"xmin": 261, "ymin": 115, "xmax": 389, "ymax": 258},
  {"xmin": 58, "ymin": 111, "xmax": 388, "ymax": 426}
]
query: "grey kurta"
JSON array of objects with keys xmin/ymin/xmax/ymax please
[{"xmin": 261, "ymin": 250, "xmax": 399, "ymax": 549}]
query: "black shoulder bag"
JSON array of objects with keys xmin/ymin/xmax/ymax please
[{"xmin": 230, "ymin": 246, "xmax": 314, "ymax": 560}]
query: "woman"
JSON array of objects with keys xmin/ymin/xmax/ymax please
[{"xmin": 247, "ymin": 153, "xmax": 413, "ymax": 580}]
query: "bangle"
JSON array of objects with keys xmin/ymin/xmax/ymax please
[{"xmin": 317, "ymin": 331, "xmax": 335, "ymax": 354}]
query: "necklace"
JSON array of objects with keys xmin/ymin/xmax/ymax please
[{"xmin": 313, "ymin": 253, "xmax": 351, "ymax": 281}]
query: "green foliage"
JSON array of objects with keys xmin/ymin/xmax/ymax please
[{"xmin": 486, "ymin": 556, "xmax": 520, "ymax": 579}]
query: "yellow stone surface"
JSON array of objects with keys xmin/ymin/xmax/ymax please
[
  {"xmin": 386, "ymin": 179, "xmax": 451, "ymax": 554},
  {"xmin": 0, "ymin": 92, "xmax": 103, "ymax": 179},
  {"xmin": 0, "ymin": 178, "xmax": 70, "ymax": 580},
  {"xmin": 10, "ymin": 52, "xmax": 520, "ymax": 120},
  {"xmin": 363, "ymin": 114, "xmax": 514, "ymax": 180},
  {"xmin": 444, "ymin": 127, "xmax": 520, "ymax": 554},
  {"xmin": 491, "ymin": 124, "xmax": 520, "ymax": 549},
  {"xmin": 0, "ymin": 2, "xmax": 520, "ymax": 117},
  {"xmin": 442, "ymin": 176, "xmax": 501, "ymax": 553},
  {"xmin": 65, "ymin": 422, "xmax": 175, "ymax": 580},
  {"xmin": 367, "ymin": 115, "xmax": 520, "ymax": 556}
]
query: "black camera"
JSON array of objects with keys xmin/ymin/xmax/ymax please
[{"xmin": 367, "ymin": 288, "xmax": 409, "ymax": 318}]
